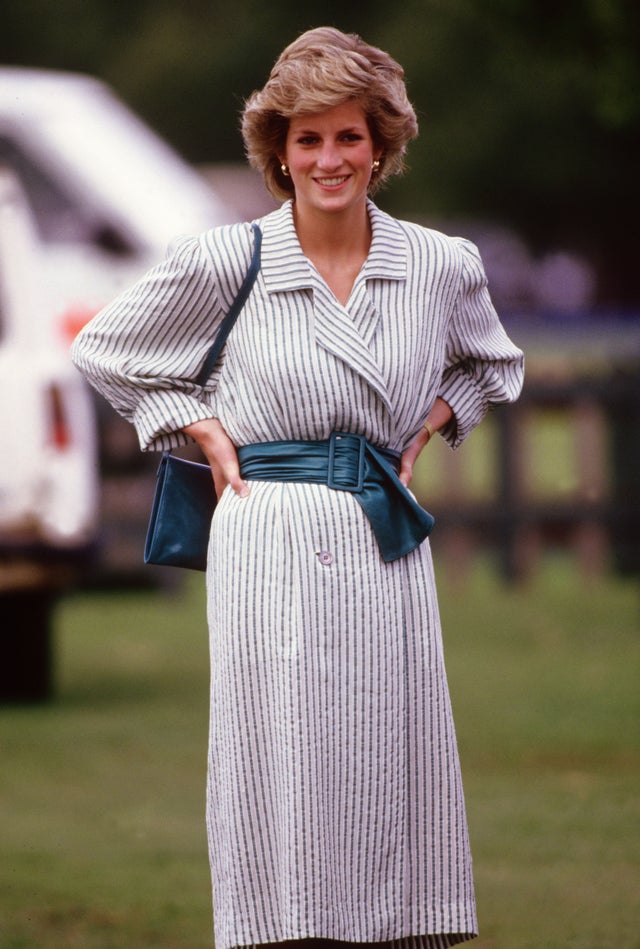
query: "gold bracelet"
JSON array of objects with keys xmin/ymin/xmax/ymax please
[{"xmin": 422, "ymin": 420, "xmax": 435, "ymax": 441}]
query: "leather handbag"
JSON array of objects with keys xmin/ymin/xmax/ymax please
[{"xmin": 144, "ymin": 223, "xmax": 262, "ymax": 570}]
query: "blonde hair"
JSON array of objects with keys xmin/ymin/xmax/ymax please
[{"xmin": 241, "ymin": 27, "xmax": 419, "ymax": 201}]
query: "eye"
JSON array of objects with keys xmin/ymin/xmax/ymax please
[
  {"xmin": 296, "ymin": 134, "xmax": 319, "ymax": 146},
  {"xmin": 341, "ymin": 132, "xmax": 364, "ymax": 142}
]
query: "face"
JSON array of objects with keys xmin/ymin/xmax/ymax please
[{"xmin": 282, "ymin": 100, "xmax": 381, "ymax": 219}]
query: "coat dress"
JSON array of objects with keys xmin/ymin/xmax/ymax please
[{"xmin": 71, "ymin": 199, "xmax": 524, "ymax": 949}]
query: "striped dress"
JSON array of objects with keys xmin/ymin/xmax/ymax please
[{"xmin": 72, "ymin": 199, "xmax": 524, "ymax": 949}]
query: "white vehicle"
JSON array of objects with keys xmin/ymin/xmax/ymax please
[
  {"xmin": 0, "ymin": 167, "xmax": 98, "ymax": 700},
  {"xmin": 0, "ymin": 68, "xmax": 239, "ymax": 587},
  {"xmin": 0, "ymin": 66, "xmax": 237, "ymax": 336}
]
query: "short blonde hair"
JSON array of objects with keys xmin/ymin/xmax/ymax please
[{"xmin": 241, "ymin": 27, "xmax": 419, "ymax": 201}]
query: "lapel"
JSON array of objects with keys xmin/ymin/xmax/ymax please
[{"xmin": 259, "ymin": 201, "xmax": 407, "ymax": 412}]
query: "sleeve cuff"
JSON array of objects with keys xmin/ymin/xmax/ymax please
[
  {"xmin": 437, "ymin": 370, "xmax": 489, "ymax": 449},
  {"xmin": 132, "ymin": 389, "xmax": 216, "ymax": 451}
]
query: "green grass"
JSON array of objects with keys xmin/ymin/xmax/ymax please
[
  {"xmin": 1, "ymin": 580, "xmax": 212, "ymax": 949},
  {"xmin": 439, "ymin": 559, "xmax": 640, "ymax": 949},
  {"xmin": 1, "ymin": 561, "xmax": 638, "ymax": 948}
]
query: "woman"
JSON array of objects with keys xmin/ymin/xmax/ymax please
[{"xmin": 72, "ymin": 26, "xmax": 524, "ymax": 949}]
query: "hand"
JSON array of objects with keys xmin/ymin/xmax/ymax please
[
  {"xmin": 398, "ymin": 432, "xmax": 429, "ymax": 488},
  {"xmin": 183, "ymin": 418, "xmax": 249, "ymax": 500},
  {"xmin": 398, "ymin": 397, "xmax": 454, "ymax": 488}
]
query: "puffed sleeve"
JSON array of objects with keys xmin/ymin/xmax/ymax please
[
  {"xmin": 437, "ymin": 238, "xmax": 524, "ymax": 449},
  {"xmin": 72, "ymin": 232, "xmax": 231, "ymax": 452}
]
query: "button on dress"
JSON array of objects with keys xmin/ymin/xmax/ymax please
[{"xmin": 72, "ymin": 200, "xmax": 524, "ymax": 949}]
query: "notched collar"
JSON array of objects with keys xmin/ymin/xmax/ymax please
[
  {"xmin": 259, "ymin": 201, "xmax": 314, "ymax": 294},
  {"xmin": 361, "ymin": 200, "xmax": 407, "ymax": 282},
  {"xmin": 257, "ymin": 200, "xmax": 408, "ymax": 294},
  {"xmin": 254, "ymin": 200, "xmax": 407, "ymax": 416}
]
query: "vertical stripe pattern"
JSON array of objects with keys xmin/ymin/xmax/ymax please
[{"xmin": 72, "ymin": 200, "xmax": 524, "ymax": 949}]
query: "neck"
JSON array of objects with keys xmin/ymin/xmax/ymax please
[{"xmin": 292, "ymin": 199, "xmax": 371, "ymax": 260}]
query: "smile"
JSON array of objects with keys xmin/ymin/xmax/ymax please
[{"xmin": 315, "ymin": 175, "xmax": 350, "ymax": 187}]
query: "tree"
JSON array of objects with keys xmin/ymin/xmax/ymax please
[
  {"xmin": 1, "ymin": 0, "xmax": 638, "ymax": 303},
  {"xmin": 378, "ymin": 0, "xmax": 640, "ymax": 305}
]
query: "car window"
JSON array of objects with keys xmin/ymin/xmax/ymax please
[{"xmin": 0, "ymin": 134, "xmax": 135, "ymax": 255}]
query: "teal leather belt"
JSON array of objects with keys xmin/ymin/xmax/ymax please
[{"xmin": 237, "ymin": 432, "xmax": 434, "ymax": 563}]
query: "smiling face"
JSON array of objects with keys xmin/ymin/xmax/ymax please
[{"xmin": 282, "ymin": 100, "xmax": 381, "ymax": 222}]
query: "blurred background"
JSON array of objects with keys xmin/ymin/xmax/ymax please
[{"xmin": 0, "ymin": 3, "xmax": 638, "ymax": 948}]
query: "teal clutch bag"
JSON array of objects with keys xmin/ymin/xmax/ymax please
[{"xmin": 144, "ymin": 453, "xmax": 215, "ymax": 571}]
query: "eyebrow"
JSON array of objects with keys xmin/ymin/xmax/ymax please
[{"xmin": 293, "ymin": 124, "xmax": 366, "ymax": 135}]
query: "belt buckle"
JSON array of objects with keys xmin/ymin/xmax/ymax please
[{"xmin": 327, "ymin": 432, "xmax": 365, "ymax": 493}]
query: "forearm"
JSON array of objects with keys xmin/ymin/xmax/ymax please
[
  {"xmin": 184, "ymin": 418, "xmax": 223, "ymax": 455},
  {"xmin": 422, "ymin": 397, "xmax": 453, "ymax": 442},
  {"xmin": 398, "ymin": 398, "xmax": 453, "ymax": 487}
]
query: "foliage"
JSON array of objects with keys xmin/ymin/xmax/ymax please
[
  {"xmin": 1, "ymin": 0, "xmax": 638, "ymax": 302},
  {"xmin": 384, "ymin": 0, "xmax": 640, "ymax": 304}
]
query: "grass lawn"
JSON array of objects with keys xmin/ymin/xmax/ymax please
[{"xmin": 1, "ymin": 559, "xmax": 638, "ymax": 948}]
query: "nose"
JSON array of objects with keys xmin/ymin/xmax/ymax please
[{"xmin": 317, "ymin": 141, "xmax": 341, "ymax": 171}]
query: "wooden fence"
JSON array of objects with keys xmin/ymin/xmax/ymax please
[{"xmin": 414, "ymin": 321, "xmax": 640, "ymax": 582}]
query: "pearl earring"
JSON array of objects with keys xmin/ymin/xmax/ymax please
[
  {"xmin": 372, "ymin": 159, "xmax": 381, "ymax": 173},
  {"xmin": 280, "ymin": 163, "xmax": 290, "ymax": 177}
]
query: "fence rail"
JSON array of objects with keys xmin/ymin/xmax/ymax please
[{"xmin": 416, "ymin": 327, "xmax": 640, "ymax": 581}]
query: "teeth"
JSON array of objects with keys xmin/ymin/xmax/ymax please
[{"xmin": 318, "ymin": 176, "xmax": 347, "ymax": 186}]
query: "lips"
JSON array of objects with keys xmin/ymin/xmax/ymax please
[{"xmin": 315, "ymin": 175, "xmax": 349, "ymax": 187}]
